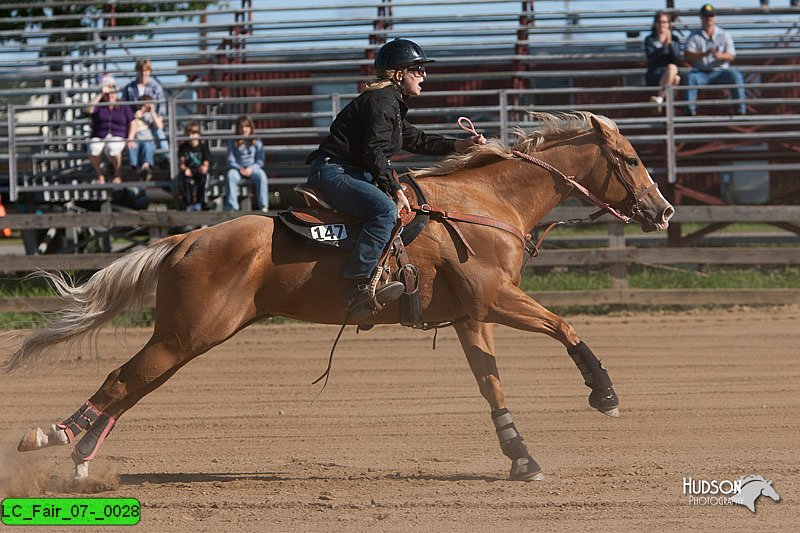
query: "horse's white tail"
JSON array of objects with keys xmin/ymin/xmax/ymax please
[{"xmin": 4, "ymin": 235, "xmax": 186, "ymax": 373}]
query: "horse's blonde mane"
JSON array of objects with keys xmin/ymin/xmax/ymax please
[{"xmin": 409, "ymin": 111, "xmax": 618, "ymax": 179}]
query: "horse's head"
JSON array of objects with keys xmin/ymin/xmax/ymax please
[
  {"xmin": 762, "ymin": 480, "xmax": 781, "ymax": 502},
  {"xmin": 589, "ymin": 115, "xmax": 674, "ymax": 232}
]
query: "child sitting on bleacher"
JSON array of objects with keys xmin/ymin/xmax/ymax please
[
  {"xmin": 126, "ymin": 95, "xmax": 162, "ymax": 181},
  {"xmin": 225, "ymin": 115, "xmax": 268, "ymax": 212},
  {"xmin": 177, "ymin": 121, "xmax": 211, "ymax": 211}
]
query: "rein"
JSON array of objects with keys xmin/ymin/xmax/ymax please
[
  {"xmin": 511, "ymin": 149, "xmax": 633, "ymax": 224},
  {"xmin": 410, "ymin": 203, "xmax": 527, "ymax": 256},
  {"xmin": 411, "ymin": 117, "xmax": 650, "ymax": 257},
  {"xmin": 460, "ymin": 116, "xmax": 658, "ymax": 226}
]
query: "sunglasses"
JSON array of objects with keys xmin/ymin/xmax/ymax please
[{"xmin": 407, "ymin": 65, "xmax": 426, "ymax": 76}]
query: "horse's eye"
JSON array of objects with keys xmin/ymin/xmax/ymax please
[{"xmin": 625, "ymin": 157, "xmax": 639, "ymax": 167}]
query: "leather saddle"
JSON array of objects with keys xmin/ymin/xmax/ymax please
[{"xmin": 278, "ymin": 175, "xmax": 430, "ymax": 249}]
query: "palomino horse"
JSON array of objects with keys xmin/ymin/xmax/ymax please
[{"xmin": 6, "ymin": 112, "xmax": 673, "ymax": 481}]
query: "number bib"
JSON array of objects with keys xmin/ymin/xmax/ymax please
[{"xmin": 310, "ymin": 224, "xmax": 347, "ymax": 241}]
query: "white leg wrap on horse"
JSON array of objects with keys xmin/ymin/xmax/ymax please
[
  {"xmin": 48, "ymin": 423, "xmax": 70, "ymax": 445},
  {"xmin": 73, "ymin": 459, "xmax": 90, "ymax": 480},
  {"xmin": 17, "ymin": 424, "xmax": 69, "ymax": 451}
]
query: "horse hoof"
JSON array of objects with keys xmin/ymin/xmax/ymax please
[
  {"xmin": 509, "ymin": 456, "xmax": 543, "ymax": 481},
  {"xmin": 19, "ymin": 424, "xmax": 70, "ymax": 452},
  {"xmin": 511, "ymin": 471, "xmax": 544, "ymax": 482},
  {"xmin": 589, "ymin": 387, "xmax": 619, "ymax": 415},
  {"xmin": 17, "ymin": 427, "xmax": 46, "ymax": 451},
  {"xmin": 600, "ymin": 407, "xmax": 620, "ymax": 418}
]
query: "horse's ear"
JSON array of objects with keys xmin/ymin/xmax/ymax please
[{"xmin": 590, "ymin": 115, "xmax": 613, "ymax": 142}]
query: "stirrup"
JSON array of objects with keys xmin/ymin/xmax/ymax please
[{"xmin": 347, "ymin": 281, "xmax": 404, "ymax": 322}]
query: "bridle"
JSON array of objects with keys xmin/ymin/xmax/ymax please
[
  {"xmin": 511, "ymin": 145, "xmax": 658, "ymax": 224},
  {"xmin": 459, "ymin": 116, "xmax": 659, "ymax": 224},
  {"xmin": 401, "ymin": 117, "xmax": 662, "ymax": 266},
  {"xmin": 595, "ymin": 144, "xmax": 660, "ymax": 223}
]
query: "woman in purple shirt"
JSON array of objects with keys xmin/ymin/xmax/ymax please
[{"xmin": 86, "ymin": 75, "xmax": 134, "ymax": 183}]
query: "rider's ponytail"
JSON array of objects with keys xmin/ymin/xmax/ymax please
[{"xmin": 364, "ymin": 69, "xmax": 400, "ymax": 92}]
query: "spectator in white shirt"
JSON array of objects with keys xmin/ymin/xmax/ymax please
[{"xmin": 683, "ymin": 4, "xmax": 746, "ymax": 116}]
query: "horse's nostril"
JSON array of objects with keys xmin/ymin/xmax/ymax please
[{"xmin": 662, "ymin": 205, "xmax": 675, "ymax": 223}]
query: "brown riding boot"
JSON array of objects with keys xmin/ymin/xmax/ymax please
[{"xmin": 346, "ymin": 280, "xmax": 404, "ymax": 322}]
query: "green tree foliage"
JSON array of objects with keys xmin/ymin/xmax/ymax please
[{"xmin": 0, "ymin": 2, "xmax": 219, "ymax": 53}]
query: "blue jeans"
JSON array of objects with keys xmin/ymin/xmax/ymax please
[
  {"xmin": 685, "ymin": 68, "xmax": 746, "ymax": 115},
  {"xmin": 128, "ymin": 139, "xmax": 155, "ymax": 169},
  {"xmin": 308, "ymin": 156, "xmax": 397, "ymax": 280},
  {"xmin": 154, "ymin": 129, "xmax": 169, "ymax": 159},
  {"xmin": 224, "ymin": 166, "xmax": 269, "ymax": 210}
]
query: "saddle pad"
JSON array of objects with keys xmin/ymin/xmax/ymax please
[
  {"xmin": 276, "ymin": 175, "xmax": 430, "ymax": 248},
  {"xmin": 277, "ymin": 207, "xmax": 359, "ymax": 249}
]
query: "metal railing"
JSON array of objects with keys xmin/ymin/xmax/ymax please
[
  {"xmin": 2, "ymin": 1, "xmax": 799, "ymax": 205},
  {"xmin": 3, "ymin": 79, "xmax": 800, "ymax": 202}
]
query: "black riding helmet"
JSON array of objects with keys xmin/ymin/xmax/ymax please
[{"xmin": 374, "ymin": 38, "xmax": 435, "ymax": 73}]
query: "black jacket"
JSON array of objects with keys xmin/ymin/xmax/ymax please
[
  {"xmin": 178, "ymin": 140, "xmax": 211, "ymax": 171},
  {"xmin": 644, "ymin": 33, "xmax": 682, "ymax": 73},
  {"xmin": 307, "ymin": 85, "xmax": 457, "ymax": 195}
]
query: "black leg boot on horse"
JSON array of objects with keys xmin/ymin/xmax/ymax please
[
  {"xmin": 568, "ymin": 341, "xmax": 619, "ymax": 417},
  {"xmin": 454, "ymin": 320, "xmax": 542, "ymax": 481},
  {"xmin": 492, "ymin": 408, "xmax": 542, "ymax": 481}
]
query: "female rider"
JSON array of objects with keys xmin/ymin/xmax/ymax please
[{"xmin": 306, "ymin": 39, "xmax": 484, "ymax": 321}]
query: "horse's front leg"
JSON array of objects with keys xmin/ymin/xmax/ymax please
[
  {"xmin": 479, "ymin": 283, "xmax": 619, "ymax": 418},
  {"xmin": 454, "ymin": 319, "xmax": 542, "ymax": 481}
]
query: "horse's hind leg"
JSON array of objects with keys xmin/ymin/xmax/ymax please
[
  {"xmin": 65, "ymin": 279, "xmax": 260, "ymax": 479},
  {"xmin": 454, "ymin": 319, "xmax": 542, "ymax": 481},
  {"xmin": 18, "ymin": 338, "xmax": 191, "ymax": 479},
  {"xmin": 481, "ymin": 284, "xmax": 619, "ymax": 417},
  {"xmin": 20, "ymin": 296, "xmax": 247, "ymax": 480},
  {"xmin": 71, "ymin": 338, "xmax": 192, "ymax": 478}
]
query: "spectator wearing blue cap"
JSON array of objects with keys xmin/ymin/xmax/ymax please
[{"xmin": 683, "ymin": 4, "xmax": 747, "ymax": 116}]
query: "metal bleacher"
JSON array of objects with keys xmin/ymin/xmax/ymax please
[{"xmin": 2, "ymin": 0, "xmax": 800, "ymax": 224}]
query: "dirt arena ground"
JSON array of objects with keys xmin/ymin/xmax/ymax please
[{"xmin": 1, "ymin": 306, "xmax": 797, "ymax": 532}]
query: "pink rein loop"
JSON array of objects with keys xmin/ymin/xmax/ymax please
[{"xmin": 458, "ymin": 116, "xmax": 480, "ymax": 137}]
